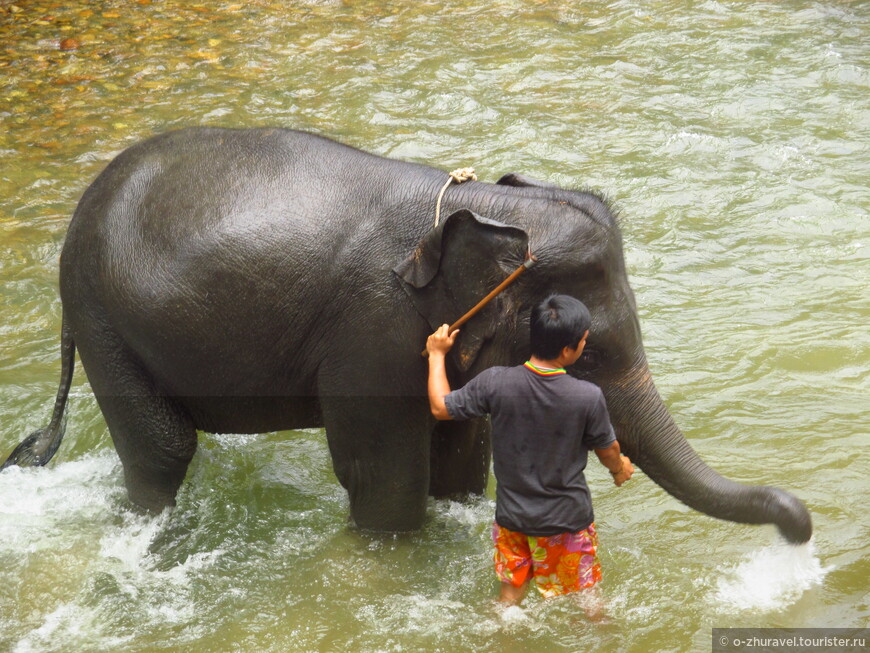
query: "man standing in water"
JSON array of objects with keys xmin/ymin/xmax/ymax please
[{"xmin": 426, "ymin": 294, "xmax": 634, "ymax": 605}]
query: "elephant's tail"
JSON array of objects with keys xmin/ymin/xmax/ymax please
[{"xmin": 1, "ymin": 315, "xmax": 75, "ymax": 470}]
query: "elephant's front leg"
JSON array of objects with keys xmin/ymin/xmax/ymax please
[
  {"xmin": 429, "ymin": 417, "xmax": 491, "ymax": 498},
  {"xmin": 320, "ymin": 395, "xmax": 432, "ymax": 531}
]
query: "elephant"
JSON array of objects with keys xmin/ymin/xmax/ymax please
[{"xmin": 2, "ymin": 127, "xmax": 812, "ymax": 543}]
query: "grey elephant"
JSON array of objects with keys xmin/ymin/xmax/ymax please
[{"xmin": 2, "ymin": 128, "xmax": 811, "ymax": 542}]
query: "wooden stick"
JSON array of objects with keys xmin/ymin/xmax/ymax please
[{"xmin": 421, "ymin": 255, "xmax": 537, "ymax": 357}]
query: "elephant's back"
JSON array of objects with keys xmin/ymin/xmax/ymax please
[
  {"xmin": 63, "ymin": 129, "xmax": 301, "ymax": 308},
  {"xmin": 63, "ymin": 127, "xmax": 422, "ymax": 270},
  {"xmin": 59, "ymin": 128, "xmax": 420, "ymax": 398}
]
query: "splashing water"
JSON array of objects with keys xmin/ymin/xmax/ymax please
[{"xmin": 712, "ymin": 542, "xmax": 830, "ymax": 613}]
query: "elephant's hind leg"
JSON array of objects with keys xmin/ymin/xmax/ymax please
[
  {"xmin": 75, "ymin": 329, "xmax": 197, "ymax": 512},
  {"xmin": 99, "ymin": 391, "xmax": 197, "ymax": 512}
]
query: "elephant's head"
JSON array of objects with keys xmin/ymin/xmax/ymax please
[{"xmin": 394, "ymin": 201, "xmax": 812, "ymax": 544}]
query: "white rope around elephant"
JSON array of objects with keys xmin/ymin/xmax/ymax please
[{"xmin": 434, "ymin": 167, "xmax": 477, "ymax": 228}]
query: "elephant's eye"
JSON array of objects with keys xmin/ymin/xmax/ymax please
[{"xmin": 579, "ymin": 348, "xmax": 604, "ymax": 369}]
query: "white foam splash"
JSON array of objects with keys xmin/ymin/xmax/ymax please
[
  {"xmin": 357, "ymin": 592, "xmax": 494, "ymax": 640},
  {"xmin": 439, "ymin": 498, "xmax": 494, "ymax": 528},
  {"xmin": 0, "ymin": 452, "xmax": 121, "ymax": 553},
  {"xmin": 497, "ymin": 604, "xmax": 528, "ymax": 624},
  {"xmin": 99, "ymin": 510, "xmax": 170, "ymax": 570},
  {"xmin": 11, "ymin": 602, "xmax": 134, "ymax": 653},
  {"xmin": 711, "ymin": 541, "xmax": 830, "ymax": 612},
  {"xmin": 0, "ymin": 452, "xmax": 119, "ymax": 513},
  {"xmin": 2, "ymin": 452, "xmax": 220, "ymax": 652}
]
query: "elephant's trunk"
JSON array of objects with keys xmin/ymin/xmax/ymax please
[{"xmin": 602, "ymin": 367, "xmax": 812, "ymax": 544}]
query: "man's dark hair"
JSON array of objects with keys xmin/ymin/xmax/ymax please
[{"xmin": 529, "ymin": 295, "xmax": 591, "ymax": 360}]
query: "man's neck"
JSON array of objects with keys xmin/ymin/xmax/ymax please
[{"xmin": 528, "ymin": 355, "xmax": 566, "ymax": 370}]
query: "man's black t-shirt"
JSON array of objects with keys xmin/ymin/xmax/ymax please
[{"xmin": 444, "ymin": 363, "xmax": 616, "ymax": 536}]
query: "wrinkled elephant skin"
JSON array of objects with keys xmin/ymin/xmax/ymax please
[{"xmin": 1, "ymin": 128, "xmax": 811, "ymax": 542}]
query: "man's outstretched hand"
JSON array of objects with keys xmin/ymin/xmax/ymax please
[
  {"xmin": 426, "ymin": 324, "xmax": 459, "ymax": 358},
  {"xmin": 611, "ymin": 454, "xmax": 634, "ymax": 487}
]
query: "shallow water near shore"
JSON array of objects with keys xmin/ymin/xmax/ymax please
[{"xmin": 1, "ymin": 1, "xmax": 868, "ymax": 651}]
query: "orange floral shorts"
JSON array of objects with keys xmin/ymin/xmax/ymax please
[{"xmin": 492, "ymin": 521, "xmax": 602, "ymax": 597}]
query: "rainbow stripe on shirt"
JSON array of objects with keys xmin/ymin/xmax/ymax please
[{"xmin": 523, "ymin": 361, "xmax": 567, "ymax": 376}]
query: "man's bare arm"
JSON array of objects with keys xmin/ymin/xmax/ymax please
[
  {"xmin": 595, "ymin": 440, "xmax": 634, "ymax": 487},
  {"xmin": 426, "ymin": 324, "xmax": 458, "ymax": 421}
]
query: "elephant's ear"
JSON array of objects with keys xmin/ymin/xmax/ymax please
[
  {"xmin": 496, "ymin": 173, "xmax": 561, "ymax": 190},
  {"xmin": 393, "ymin": 209, "xmax": 529, "ymax": 371}
]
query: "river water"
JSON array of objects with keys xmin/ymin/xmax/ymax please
[{"xmin": 1, "ymin": 1, "xmax": 867, "ymax": 651}]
